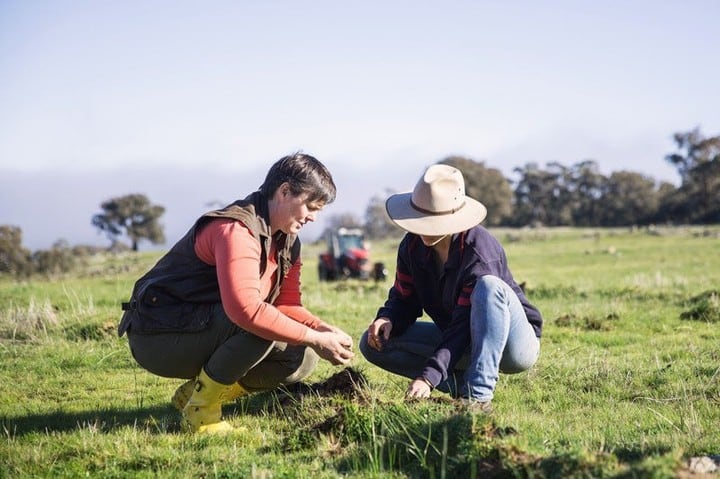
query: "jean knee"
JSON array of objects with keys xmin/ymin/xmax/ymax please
[
  {"xmin": 359, "ymin": 330, "xmax": 386, "ymax": 366},
  {"xmin": 499, "ymin": 337, "xmax": 540, "ymax": 374},
  {"xmin": 359, "ymin": 331, "xmax": 372, "ymax": 359},
  {"xmin": 471, "ymin": 275, "xmax": 504, "ymax": 303}
]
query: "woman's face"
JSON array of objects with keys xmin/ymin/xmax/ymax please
[{"xmin": 270, "ymin": 184, "xmax": 325, "ymax": 234}]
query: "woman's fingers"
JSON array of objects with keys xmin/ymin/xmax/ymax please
[
  {"xmin": 405, "ymin": 379, "xmax": 431, "ymax": 399},
  {"xmin": 367, "ymin": 330, "xmax": 385, "ymax": 351}
]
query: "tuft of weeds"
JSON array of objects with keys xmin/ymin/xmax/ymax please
[
  {"xmin": 530, "ymin": 285, "xmax": 586, "ymax": 300},
  {"xmin": 0, "ymin": 297, "xmax": 58, "ymax": 340},
  {"xmin": 554, "ymin": 312, "xmax": 619, "ymax": 331},
  {"xmin": 680, "ymin": 290, "xmax": 720, "ymax": 322},
  {"xmin": 62, "ymin": 320, "xmax": 117, "ymax": 341}
]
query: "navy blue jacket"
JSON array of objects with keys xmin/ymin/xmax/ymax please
[{"xmin": 377, "ymin": 226, "xmax": 542, "ymax": 387}]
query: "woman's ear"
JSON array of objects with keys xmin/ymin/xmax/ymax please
[{"xmin": 275, "ymin": 182, "xmax": 291, "ymax": 199}]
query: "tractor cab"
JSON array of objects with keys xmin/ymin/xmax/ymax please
[{"xmin": 318, "ymin": 227, "xmax": 386, "ymax": 281}]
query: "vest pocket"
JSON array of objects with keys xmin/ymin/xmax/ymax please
[{"xmin": 134, "ymin": 286, "xmax": 213, "ymax": 333}]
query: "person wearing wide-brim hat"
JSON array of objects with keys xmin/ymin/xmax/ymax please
[{"xmin": 359, "ymin": 164, "xmax": 543, "ymax": 410}]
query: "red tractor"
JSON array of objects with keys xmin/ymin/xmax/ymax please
[{"xmin": 318, "ymin": 227, "xmax": 386, "ymax": 282}]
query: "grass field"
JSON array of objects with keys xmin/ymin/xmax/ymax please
[{"xmin": 1, "ymin": 227, "xmax": 719, "ymax": 478}]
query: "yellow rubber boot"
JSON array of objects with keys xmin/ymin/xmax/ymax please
[
  {"xmin": 173, "ymin": 376, "xmax": 247, "ymax": 412},
  {"xmin": 171, "ymin": 379, "xmax": 195, "ymax": 412},
  {"xmin": 181, "ymin": 369, "xmax": 248, "ymax": 434}
]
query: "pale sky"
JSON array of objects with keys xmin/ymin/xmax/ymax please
[{"xmin": 1, "ymin": 1, "xmax": 719, "ymax": 250}]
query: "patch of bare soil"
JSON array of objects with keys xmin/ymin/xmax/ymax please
[{"xmin": 279, "ymin": 367, "xmax": 368, "ymax": 404}]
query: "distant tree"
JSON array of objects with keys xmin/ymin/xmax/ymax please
[
  {"xmin": 656, "ymin": 181, "xmax": 677, "ymax": 202},
  {"xmin": 665, "ymin": 128, "xmax": 720, "ymax": 223},
  {"xmin": 363, "ymin": 191, "xmax": 397, "ymax": 239},
  {"xmin": 439, "ymin": 156, "xmax": 513, "ymax": 226},
  {"xmin": 325, "ymin": 213, "xmax": 363, "ymax": 230},
  {"xmin": 567, "ymin": 160, "xmax": 606, "ymax": 226},
  {"xmin": 314, "ymin": 213, "xmax": 364, "ymax": 243},
  {"xmin": 0, "ymin": 225, "xmax": 32, "ymax": 278},
  {"xmin": 32, "ymin": 239, "xmax": 77, "ymax": 277},
  {"xmin": 654, "ymin": 181, "xmax": 682, "ymax": 223},
  {"xmin": 512, "ymin": 162, "xmax": 572, "ymax": 226},
  {"xmin": 512, "ymin": 163, "xmax": 546, "ymax": 226},
  {"xmin": 599, "ymin": 171, "xmax": 659, "ymax": 226},
  {"xmin": 92, "ymin": 194, "xmax": 166, "ymax": 251}
]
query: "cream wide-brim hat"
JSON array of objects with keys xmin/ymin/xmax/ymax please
[{"xmin": 385, "ymin": 164, "xmax": 487, "ymax": 236}]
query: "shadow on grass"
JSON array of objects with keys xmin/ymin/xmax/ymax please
[
  {"xmin": 1, "ymin": 404, "xmax": 182, "ymax": 437},
  {"xmin": 1, "ymin": 368, "xmax": 369, "ymax": 438},
  {"xmin": 1, "ymin": 393, "xmax": 344, "ymax": 438}
]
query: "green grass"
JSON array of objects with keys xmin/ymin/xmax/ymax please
[{"xmin": 1, "ymin": 227, "xmax": 719, "ymax": 478}]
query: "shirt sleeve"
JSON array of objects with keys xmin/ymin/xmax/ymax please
[
  {"xmin": 194, "ymin": 218, "xmax": 311, "ymax": 344},
  {"xmin": 275, "ymin": 258, "xmax": 322, "ymax": 329},
  {"xmin": 421, "ymin": 280, "xmax": 475, "ymax": 387},
  {"xmin": 376, "ymin": 236, "xmax": 423, "ymax": 335}
]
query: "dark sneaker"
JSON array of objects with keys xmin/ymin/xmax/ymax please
[{"xmin": 457, "ymin": 398, "xmax": 493, "ymax": 414}]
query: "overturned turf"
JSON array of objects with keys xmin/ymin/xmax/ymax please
[{"xmin": 278, "ymin": 367, "xmax": 369, "ymax": 402}]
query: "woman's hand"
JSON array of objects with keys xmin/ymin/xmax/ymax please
[
  {"xmin": 316, "ymin": 323, "xmax": 353, "ymax": 347},
  {"xmin": 367, "ymin": 317, "xmax": 392, "ymax": 351},
  {"xmin": 305, "ymin": 328, "xmax": 355, "ymax": 366},
  {"xmin": 405, "ymin": 377, "xmax": 432, "ymax": 399}
]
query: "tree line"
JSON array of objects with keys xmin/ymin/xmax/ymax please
[
  {"xmin": 1, "ymin": 127, "xmax": 718, "ymax": 278},
  {"xmin": 358, "ymin": 127, "xmax": 720, "ymax": 238},
  {"xmin": 0, "ymin": 194, "xmax": 165, "ymax": 278}
]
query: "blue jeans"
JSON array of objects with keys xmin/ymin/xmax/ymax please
[{"xmin": 360, "ymin": 275, "xmax": 540, "ymax": 401}]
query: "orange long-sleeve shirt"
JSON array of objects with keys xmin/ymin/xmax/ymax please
[{"xmin": 194, "ymin": 218, "xmax": 321, "ymax": 344}]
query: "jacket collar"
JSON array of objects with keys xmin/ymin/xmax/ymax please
[
  {"xmin": 445, "ymin": 232, "xmax": 464, "ymax": 270},
  {"xmin": 411, "ymin": 233, "xmax": 463, "ymax": 272}
]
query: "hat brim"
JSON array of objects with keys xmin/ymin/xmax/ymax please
[{"xmin": 385, "ymin": 191, "xmax": 488, "ymax": 236}]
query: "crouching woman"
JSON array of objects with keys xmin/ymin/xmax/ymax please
[
  {"xmin": 119, "ymin": 153, "xmax": 354, "ymax": 433},
  {"xmin": 360, "ymin": 164, "xmax": 542, "ymax": 411}
]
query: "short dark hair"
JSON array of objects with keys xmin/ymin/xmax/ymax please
[{"xmin": 259, "ymin": 152, "xmax": 336, "ymax": 204}]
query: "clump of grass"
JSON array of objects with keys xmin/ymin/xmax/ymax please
[
  {"xmin": 63, "ymin": 320, "xmax": 117, "ymax": 341},
  {"xmin": 531, "ymin": 285, "xmax": 586, "ymax": 300},
  {"xmin": 0, "ymin": 297, "xmax": 58, "ymax": 340},
  {"xmin": 681, "ymin": 290, "xmax": 720, "ymax": 322},
  {"xmin": 62, "ymin": 285, "xmax": 98, "ymax": 321},
  {"xmin": 327, "ymin": 400, "xmax": 491, "ymax": 476},
  {"xmin": 276, "ymin": 387, "xmax": 619, "ymax": 479},
  {"xmin": 554, "ymin": 312, "xmax": 619, "ymax": 331}
]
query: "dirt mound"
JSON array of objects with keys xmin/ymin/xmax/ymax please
[{"xmin": 280, "ymin": 367, "xmax": 368, "ymax": 402}]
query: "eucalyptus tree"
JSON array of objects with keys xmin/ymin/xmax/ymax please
[
  {"xmin": 600, "ymin": 171, "xmax": 659, "ymax": 226},
  {"xmin": 512, "ymin": 162, "xmax": 573, "ymax": 226},
  {"xmin": 92, "ymin": 194, "xmax": 166, "ymax": 251},
  {"xmin": 665, "ymin": 128, "xmax": 720, "ymax": 223},
  {"xmin": 0, "ymin": 225, "xmax": 32, "ymax": 278},
  {"xmin": 363, "ymin": 191, "xmax": 397, "ymax": 239},
  {"xmin": 439, "ymin": 156, "xmax": 513, "ymax": 226},
  {"xmin": 567, "ymin": 160, "xmax": 606, "ymax": 226}
]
